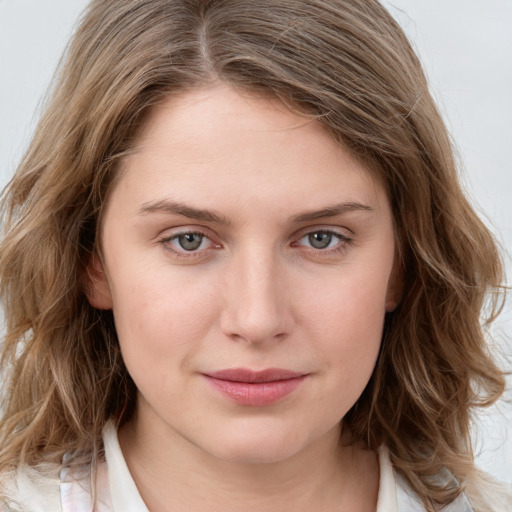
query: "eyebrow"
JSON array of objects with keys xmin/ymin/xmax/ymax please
[
  {"xmin": 138, "ymin": 199, "xmax": 373, "ymax": 224},
  {"xmin": 290, "ymin": 202, "xmax": 373, "ymax": 222},
  {"xmin": 138, "ymin": 200, "xmax": 231, "ymax": 224}
]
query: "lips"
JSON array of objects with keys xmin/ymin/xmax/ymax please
[
  {"xmin": 206, "ymin": 368, "xmax": 305, "ymax": 383},
  {"xmin": 202, "ymin": 368, "xmax": 308, "ymax": 406}
]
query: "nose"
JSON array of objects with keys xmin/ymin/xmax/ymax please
[{"xmin": 219, "ymin": 247, "xmax": 294, "ymax": 345}]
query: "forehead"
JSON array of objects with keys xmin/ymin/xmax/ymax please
[
  {"xmin": 133, "ymin": 85, "xmax": 335, "ymax": 157},
  {"xmin": 112, "ymin": 84, "xmax": 388, "ymax": 217}
]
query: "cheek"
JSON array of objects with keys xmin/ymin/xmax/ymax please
[
  {"xmin": 304, "ymin": 257, "xmax": 389, "ymax": 336},
  {"xmin": 109, "ymin": 265, "xmax": 221, "ymax": 375},
  {"xmin": 289, "ymin": 275, "xmax": 386, "ymax": 437},
  {"xmin": 303, "ymin": 265, "xmax": 389, "ymax": 390}
]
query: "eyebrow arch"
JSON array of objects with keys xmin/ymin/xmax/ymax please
[
  {"xmin": 291, "ymin": 202, "xmax": 373, "ymax": 223},
  {"xmin": 138, "ymin": 200, "xmax": 231, "ymax": 225},
  {"xmin": 138, "ymin": 199, "xmax": 373, "ymax": 225}
]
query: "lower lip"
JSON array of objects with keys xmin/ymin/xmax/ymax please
[{"xmin": 203, "ymin": 375, "xmax": 307, "ymax": 406}]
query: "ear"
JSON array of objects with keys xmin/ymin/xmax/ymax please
[
  {"xmin": 385, "ymin": 255, "xmax": 404, "ymax": 312},
  {"xmin": 84, "ymin": 253, "xmax": 113, "ymax": 310}
]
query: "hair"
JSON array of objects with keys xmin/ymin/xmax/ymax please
[{"xmin": 0, "ymin": 1, "xmax": 509, "ymax": 510}]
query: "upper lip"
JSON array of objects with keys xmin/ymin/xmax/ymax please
[{"xmin": 204, "ymin": 368, "xmax": 306, "ymax": 383}]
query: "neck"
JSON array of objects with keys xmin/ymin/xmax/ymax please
[{"xmin": 117, "ymin": 407, "xmax": 379, "ymax": 512}]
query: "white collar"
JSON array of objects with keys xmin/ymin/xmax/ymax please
[{"xmin": 103, "ymin": 422, "xmax": 149, "ymax": 512}]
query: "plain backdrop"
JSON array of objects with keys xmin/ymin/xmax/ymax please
[{"xmin": 0, "ymin": 0, "xmax": 511, "ymax": 483}]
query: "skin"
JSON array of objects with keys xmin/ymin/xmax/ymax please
[{"xmin": 87, "ymin": 85, "xmax": 401, "ymax": 512}]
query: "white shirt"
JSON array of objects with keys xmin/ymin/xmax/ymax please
[{"xmin": 5, "ymin": 423, "xmax": 474, "ymax": 511}]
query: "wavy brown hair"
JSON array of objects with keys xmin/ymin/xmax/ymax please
[{"xmin": 0, "ymin": 1, "xmax": 508, "ymax": 510}]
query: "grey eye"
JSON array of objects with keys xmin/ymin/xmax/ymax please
[
  {"xmin": 177, "ymin": 233, "xmax": 204, "ymax": 251},
  {"xmin": 308, "ymin": 232, "xmax": 333, "ymax": 249}
]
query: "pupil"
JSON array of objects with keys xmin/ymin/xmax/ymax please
[
  {"xmin": 178, "ymin": 233, "xmax": 203, "ymax": 251},
  {"xmin": 309, "ymin": 232, "xmax": 332, "ymax": 249}
]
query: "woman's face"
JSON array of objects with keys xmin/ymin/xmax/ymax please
[{"xmin": 88, "ymin": 85, "xmax": 400, "ymax": 464}]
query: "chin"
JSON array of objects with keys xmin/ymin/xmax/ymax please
[{"xmin": 200, "ymin": 424, "xmax": 312, "ymax": 466}]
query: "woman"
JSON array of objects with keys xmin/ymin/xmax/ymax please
[{"xmin": 0, "ymin": 1, "xmax": 510, "ymax": 511}]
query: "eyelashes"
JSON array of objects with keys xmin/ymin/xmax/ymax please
[
  {"xmin": 292, "ymin": 230, "xmax": 351, "ymax": 251},
  {"xmin": 158, "ymin": 231, "xmax": 220, "ymax": 259},
  {"xmin": 158, "ymin": 227, "xmax": 353, "ymax": 260},
  {"xmin": 169, "ymin": 232, "xmax": 210, "ymax": 252}
]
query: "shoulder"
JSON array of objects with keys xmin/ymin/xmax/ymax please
[
  {"xmin": 0, "ymin": 459, "xmax": 106, "ymax": 512},
  {"xmin": 379, "ymin": 445, "xmax": 502, "ymax": 512},
  {"xmin": 0, "ymin": 465, "xmax": 61, "ymax": 512},
  {"xmin": 392, "ymin": 458, "xmax": 512, "ymax": 512},
  {"xmin": 463, "ymin": 469, "xmax": 512, "ymax": 512},
  {"xmin": 394, "ymin": 472, "xmax": 475, "ymax": 512}
]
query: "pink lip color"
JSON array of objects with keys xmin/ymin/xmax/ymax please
[{"xmin": 202, "ymin": 368, "xmax": 307, "ymax": 406}]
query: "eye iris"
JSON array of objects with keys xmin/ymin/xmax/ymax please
[
  {"xmin": 308, "ymin": 232, "xmax": 332, "ymax": 249},
  {"xmin": 178, "ymin": 233, "xmax": 203, "ymax": 251}
]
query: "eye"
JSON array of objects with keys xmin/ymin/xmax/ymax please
[
  {"xmin": 306, "ymin": 231, "xmax": 335, "ymax": 249},
  {"xmin": 294, "ymin": 229, "xmax": 351, "ymax": 251},
  {"xmin": 173, "ymin": 232, "xmax": 207, "ymax": 251},
  {"xmin": 159, "ymin": 230, "xmax": 219, "ymax": 256}
]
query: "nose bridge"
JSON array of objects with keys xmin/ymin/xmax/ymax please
[{"xmin": 221, "ymin": 242, "xmax": 290, "ymax": 343}]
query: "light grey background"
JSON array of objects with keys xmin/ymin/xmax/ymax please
[{"xmin": 1, "ymin": 0, "xmax": 511, "ymax": 483}]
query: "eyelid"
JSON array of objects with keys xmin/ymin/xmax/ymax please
[
  {"xmin": 157, "ymin": 225, "xmax": 219, "ymax": 242},
  {"xmin": 292, "ymin": 225, "xmax": 353, "ymax": 241}
]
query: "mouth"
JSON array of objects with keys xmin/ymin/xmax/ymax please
[{"xmin": 202, "ymin": 368, "xmax": 308, "ymax": 406}]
